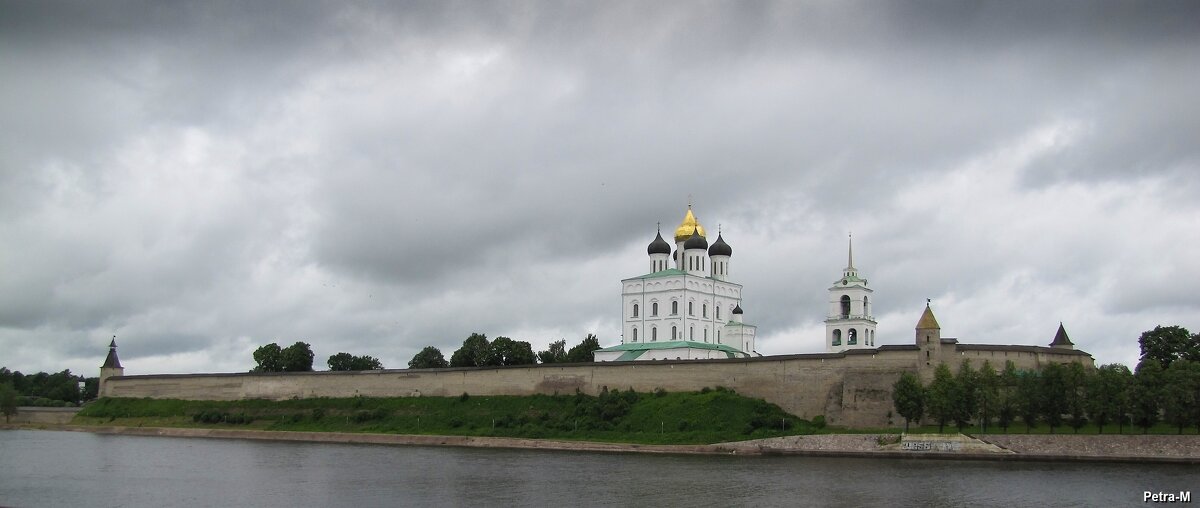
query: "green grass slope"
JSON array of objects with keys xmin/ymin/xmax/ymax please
[{"xmin": 76, "ymin": 387, "xmax": 822, "ymax": 445}]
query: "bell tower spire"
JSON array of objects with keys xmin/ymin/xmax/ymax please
[
  {"xmin": 843, "ymin": 234, "xmax": 858, "ymax": 279},
  {"xmin": 825, "ymin": 235, "xmax": 876, "ymax": 352}
]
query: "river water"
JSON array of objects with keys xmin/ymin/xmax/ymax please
[{"xmin": 0, "ymin": 430, "xmax": 1193, "ymax": 507}]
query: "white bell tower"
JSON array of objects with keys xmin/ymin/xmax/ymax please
[{"xmin": 825, "ymin": 235, "xmax": 877, "ymax": 352}]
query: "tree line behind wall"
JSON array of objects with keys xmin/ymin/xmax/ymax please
[
  {"xmin": 0, "ymin": 367, "xmax": 98, "ymax": 406},
  {"xmin": 408, "ymin": 333, "xmax": 601, "ymax": 369},
  {"xmin": 248, "ymin": 334, "xmax": 603, "ymax": 373},
  {"xmin": 892, "ymin": 325, "xmax": 1200, "ymax": 434}
]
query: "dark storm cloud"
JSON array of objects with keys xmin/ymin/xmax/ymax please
[{"xmin": 0, "ymin": 1, "xmax": 1196, "ymax": 375}]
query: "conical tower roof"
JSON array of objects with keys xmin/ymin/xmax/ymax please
[
  {"xmin": 1050, "ymin": 323, "xmax": 1074, "ymax": 346},
  {"xmin": 916, "ymin": 303, "xmax": 940, "ymax": 329},
  {"xmin": 102, "ymin": 337, "xmax": 123, "ymax": 369}
]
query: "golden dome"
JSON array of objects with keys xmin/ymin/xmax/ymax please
[{"xmin": 673, "ymin": 207, "xmax": 706, "ymax": 242}]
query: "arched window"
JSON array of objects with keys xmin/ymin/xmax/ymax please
[
  {"xmin": 832, "ymin": 329, "xmax": 842, "ymax": 346},
  {"xmin": 632, "ymin": 328, "xmax": 638, "ymax": 342},
  {"xmin": 672, "ymin": 326, "xmax": 677, "ymax": 340},
  {"xmin": 633, "ymin": 303, "xmax": 639, "ymax": 318},
  {"xmin": 652, "ymin": 302, "xmax": 658, "ymax": 316},
  {"xmin": 652, "ymin": 327, "xmax": 657, "ymax": 341},
  {"xmin": 702, "ymin": 303, "xmax": 707, "ymax": 318},
  {"xmin": 716, "ymin": 306, "xmax": 721, "ymax": 320},
  {"xmin": 688, "ymin": 301, "xmax": 694, "ymax": 316},
  {"xmin": 689, "ymin": 326, "xmax": 694, "ymax": 340},
  {"xmin": 704, "ymin": 328, "xmax": 708, "ymax": 342},
  {"xmin": 840, "ymin": 295, "xmax": 851, "ymax": 318},
  {"xmin": 863, "ymin": 296, "xmax": 869, "ymax": 316},
  {"xmin": 672, "ymin": 301, "xmax": 678, "ymax": 315},
  {"xmin": 848, "ymin": 328, "xmax": 857, "ymax": 345}
]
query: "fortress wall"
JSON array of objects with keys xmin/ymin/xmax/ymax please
[
  {"xmin": 953, "ymin": 348, "xmax": 1092, "ymax": 371},
  {"xmin": 104, "ymin": 351, "xmax": 921, "ymax": 427},
  {"xmin": 101, "ymin": 345, "xmax": 1093, "ymax": 428}
]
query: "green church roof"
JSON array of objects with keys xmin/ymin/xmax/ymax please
[{"xmin": 596, "ymin": 341, "xmax": 748, "ymax": 359}]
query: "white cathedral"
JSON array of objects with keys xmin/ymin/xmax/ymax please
[
  {"xmin": 594, "ymin": 206, "xmax": 759, "ymax": 361},
  {"xmin": 594, "ymin": 206, "xmax": 878, "ymax": 361}
]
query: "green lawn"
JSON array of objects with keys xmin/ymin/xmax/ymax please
[{"xmin": 75, "ymin": 388, "xmax": 826, "ymax": 445}]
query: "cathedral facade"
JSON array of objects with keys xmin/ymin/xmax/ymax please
[{"xmin": 594, "ymin": 206, "xmax": 758, "ymax": 361}]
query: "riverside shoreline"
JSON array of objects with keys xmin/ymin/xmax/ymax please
[{"xmin": 5, "ymin": 424, "xmax": 1198, "ymax": 464}]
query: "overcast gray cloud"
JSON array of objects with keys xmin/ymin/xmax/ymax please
[{"xmin": 2, "ymin": 1, "xmax": 1198, "ymax": 377}]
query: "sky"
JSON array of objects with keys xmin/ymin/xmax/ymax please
[{"xmin": 2, "ymin": 1, "xmax": 1198, "ymax": 377}]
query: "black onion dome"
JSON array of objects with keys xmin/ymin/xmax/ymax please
[
  {"xmin": 732, "ymin": 304, "xmax": 743, "ymax": 315},
  {"xmin": 683, "ymin": 229, "xmax": 708, "ymax": 250},
  {"xmin": 647, "ymin": 231, "xmax": 672, "ymax": 255},
  {"xmin": 708, "ymin": 233, "xmax": 732, "ymax": 257}
]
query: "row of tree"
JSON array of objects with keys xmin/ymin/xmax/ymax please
[
  {"xmin": 0, "ymin": 367, "xmax": 97, "ymax": 406},
  {"xmin": 251, "ymin": 332, "xmax": 605, "ymax": 373},
  {"xmin": 251, "ymin": 342, "xmax": 384, "ymax": 372},
  {"xmin": 892, "ymin": 325, "xmax": 1200, "ymax": 434},
  {"xmin": 408, "ymin": 334, "xmax": 602, "ymax": 369}
]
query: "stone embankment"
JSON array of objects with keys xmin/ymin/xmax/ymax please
[
  {"xmin": 6, "ymin": 425, "xmax": 1197, "ymax": 463},
  {"xmin": 977, "ymin": 434, "xmax": 1200, "ymax": 459}
]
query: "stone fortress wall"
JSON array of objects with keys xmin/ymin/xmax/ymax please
[{"xmin": 102, "ymin": 312, "xmax": 1093, "ymax": 428}]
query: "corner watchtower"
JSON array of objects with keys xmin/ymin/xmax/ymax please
[
  {"xmin": 99, "ymin": 336, "xmax": 124, "ymax": 397},
  {"xmin": 1050, "ymin": 323, "xmax": 1074, "ymax": 350},
  {"xmin": 916, "ymin": 302, "xmax": 941, "ymax": 378}
]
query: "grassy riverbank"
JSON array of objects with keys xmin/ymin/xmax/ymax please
[{"xmin": 75, "ymin": 387, "xmax": 821, "ymax": 445}]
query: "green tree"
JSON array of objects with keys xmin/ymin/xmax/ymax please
[
  {"xmin": 1130, "ymin": 360, "xmax": 1165, "ymax": 433},
  {"xmin": 328, "ymin": 353, "xmax": 384, "ymax": 371},
  {"xmin": 1138, "ymin": 325, "xmax": 1199, "ymax": 369},
  {"xmin": 0, "ymin": 383, "xmax": 17, "ymax": 423},
  {"xmin": 252, "ymin": 343, "xmax": 284, "ymax": 372},
  {"xmin": 565, "ymin": 334, "xmax": 601, "ymax": 363},
  {"xmin": 0, "ymin": 368, "xmax": 86, "ymax": 405},
  {"xmin": 976, "ymin": 361, "xmax": 999, "ymax": 433},
  {"xmin": 1065, "ymin": 362, "xmax": 1088, "ymax": 433},
  {"xmin": 891, "ymin": 372, "xmax": 925, "ymax": 432},
  {"xmin": 1162, "ymin": 360, "xmax": 1200, "ymax": 434},
  {"xmin": 997, "ymin": 361, "xmax": 1018, "ymax": 433},
  {"xmin": 1016, "ymin": 369, "xmax": 1041, "ymax": 433},
  {"xmin": 83, "ymin": 377, "xmax": 99, "ymax": 401},
  {"xmin": 537, "ymin": 339, "xmax": 568, "ymax": 364},
  {"xmin": 408, "ymin": 346, "xmax": 449, "ymax": 369},
  {"xmin": 1040, "ymin": 362, "xmax": 1068, "ymax": 433},
  {"xmin": 925, "ymin": 363, "xmax": 956, "ymax": 433},
  {"xmin": 450, "ymin": 333, "xmax": 492, "ymax": 367},
  {"xmin": 280, "ymin": 342, "xmax": 315, "ymax": 372},
  {"xmin": 1087, "ymin": 363, "xmax": 1132, "ymax": 434},
  {"xmin": 490, "ymin": 337, "xmax": 536, "ymax": 366},
  {"xmin": 952, "ymin": 360, "xmax": 978, "ymax": 432}
]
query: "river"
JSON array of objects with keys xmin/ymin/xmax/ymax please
[{"xmin": 0, "ymin": 430, "xmax": 1193, "ymax": 507}]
